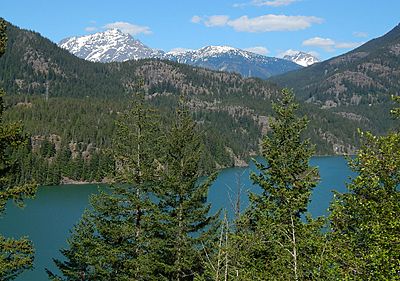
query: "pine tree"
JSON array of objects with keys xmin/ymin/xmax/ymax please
[
  {"xmin": 232, "ymin": 89, "xmax": 327, "ymax": 280},
  {"xmin": 329, "ymin": 98, "xmax": 400, "ymax": 280},
  {"xmin": 0, "ymin": 18, "xmax": 37, "ymax": 280},
  {"xmin": 48, "ymin": 90, "xmax": 164, "ymax": 280},
  {"xmin": 157, "ymin": 96, "xmax": 219, "ymax": 281}
]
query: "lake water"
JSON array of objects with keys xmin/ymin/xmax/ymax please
[{"xmin": 0, "ymin": 156, "xmax": 355, "ymax": 281}]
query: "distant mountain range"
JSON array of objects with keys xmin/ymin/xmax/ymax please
[
  {"xmin": 59, "ymin": 29, "xmax": 319, "ymax": 79},
  {"xmin": 2, "ymin": 20, "xmax": 399, "ymax": 158},
  {"xmin": 0, "ymin": 21, "xmax": 367, "ymax": 158}
]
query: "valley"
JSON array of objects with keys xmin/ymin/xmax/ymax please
[
  {"xmin": 1, "ymin": 1, "xmax": 399, "ymax": 279},
  {"xmin": 0, "ymin": 21, "xmax": 377, "ymax": 185}
]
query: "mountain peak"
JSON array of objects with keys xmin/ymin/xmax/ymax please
[
  {"xmin": 101, "ymin": 28, "xmax": 130, "ymax": 37},
  {"xmin": 59, "ymin": 34, "xmax": 301, "ymax": 78},
  {"xmin": 200, "ymin": 45, "xmax": 238, "ymax": 53},
  {"xmin": 58, "ymin": 29, "xmax": 163, "ymax": 62},
  {"xmin": 282, "ymin": 50, "xmax": 319, "ymax": 67},
  {"xmin": 270, "ymin": 22, "xmax": 400, "ymax": 107}
]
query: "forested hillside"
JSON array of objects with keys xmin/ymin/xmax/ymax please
[
  {"xmin": 0, "ymin": 21, "xmax": 383, "ymax": 185},
  {"xmin": 270, "ymin": 23, "xmax": 400, "ymax": 135},
  {"xmin": 1, "ymin": 15, "xmax": 399, "ymax": 281}
]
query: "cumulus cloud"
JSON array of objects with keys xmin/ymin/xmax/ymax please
[
  {"xmin": 276, "ymin": 49, "xmax": 320, "ymax": 59},
  {"xmin": 85, "ymin": 26, "xmax": 98, "ymax": 32},
  {"xmin": 103, "ymin": 21, "xmax": 152, "ymax": 35},
  {"xmin": 252, "ymin": 0, "xmax": 298, "ymax": 7},
  {"xmin": 193, "ymin": 14, "xmax": 323, "ymax": 32},
  {"xmin": 191, "ymin": 15, "xmax": 202, "ymax": 23},
  {"xmin": 229, "ymin": 15, "xmax": 322, "ymax": 32},
  {"xmin": 276, "ymin": 49, "xmax": 300, "ymax": 58},
  {"xmin": 234, "ymin": 0, "xmax": 298, "ymax": 8},
  {"xmin": 302, "ymin": 37, "xmax": 364, "ymax": 51},
  {"xmin": 244, "ymin": 46, "xmax": 270, "ymax": 55},
  {"xmin": 204, "ymin": 15, "xmax": 230, "ymax": 27},
  {"xmin": 302, "ymin": 37, "xmax": 335, "ymax": 51},
  {"xmin": 232, "ymin": 3, "xmax": 247, "ymax": 8},
  {"xmin": 353, "ymin": 31, "xmax": 368, "ymax": 38}
]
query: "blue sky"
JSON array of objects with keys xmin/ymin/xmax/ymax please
[{"xmin": 2, "ymin": 0, "xmax": 399, "ymax": 60}]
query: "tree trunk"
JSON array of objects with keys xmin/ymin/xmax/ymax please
[{"xmin": 290, "ymin": 215, "xmax": 298, "ymax": 281}]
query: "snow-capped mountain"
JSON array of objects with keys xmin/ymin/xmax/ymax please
[
  {"xmin": 59, "ymin": 30, "xmax": 301, "ymax": 78},
  {"xmin": 165, "ymin": 46, "xmax": 301, "ymax": 78},
  {"xmin": 59, "ymin": 29, "xmax": 164, "ymax": 62},
  {"xmin": 165, "ymin": 46, "xmax": 254, "ymax": 63},
  {"xmin": 282, "ymin": 51, "xmax": 319, "ymax": 67}
]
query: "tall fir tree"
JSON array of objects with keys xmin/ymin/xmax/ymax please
[
  {"xmin": 231, "ymin": 89, "xmax": 327, "ymax": 280},
  {"xmin": 0, "ymin": 18, "xmax": 37, "ymax": 280},
  {"xmin": 329, "ymin": 97, "xmax": 400, "ymax": 280},
  {"xmin": 157, "ymin": 96, "xmax": 219, "ymax": 281},
  {"xmin": 48, "ymin": 90, "xmax": 164, "ymax": 280}
]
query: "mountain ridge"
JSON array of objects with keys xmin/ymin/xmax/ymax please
[
  {"xmin": 0, "ymin": 20, "xmax": 369, "ymax": 161},
  {"xmin": 270, "ymin": 23, "xmax": 400, "ymax": 108},
  {"xmin": 59, "ymin": 29, "xmax": 163, "ymax": 62},
  {"xmin": 58, "ymin": 29, "xmax": 303, "ymax": 79}
]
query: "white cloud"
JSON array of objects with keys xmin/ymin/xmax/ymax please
[
  {"xmin": 277, "ymin": 49, "xmax": 320, "ymax": 59},
  {"xmin": 193, "ymin": 14, "xmax": 323, "ymax": 32},
  {"xmin": 204, "ymin": 15, "xmax": 230, "ymax": 27},
  {"xmin": 233, "ymin": 0, "xmax": 298, "ymax": 8},
  {"xmin": 302, "ymin": 37, "xmax": 335, "ymax": 51},
  {"xmin": 191, "ymin": 15, "xmax": 202, "ymax": 23},
  {"xmin": 233, "ymin": 3, "xmax": 247, "ymax": 8},
  {"xmin": 276, "ymin": 48, "xmax": 300, "ymax": 58},
  {"xmin": 227, "ymin": 14, "xmax": 323, "ymax": 32},
  {"xmin": 302, "ymin": 37, "xmax": 363, "ymax": 52},
  {"xmin": 252, "ymin": 0, "xmax": 298, "ymax": 7},
  {"xmin": 353, "ymin": 31, "xmax": 368, "ymax": 38},
  {"xmin": 103, "ymin": 21, "xmax": 152, "ymax": 36},
  {"xmin": 85, "ymin": 26, "xmax": 98, "ymax": 32},
  {"xmin": 244, "ymin": 46, "xmax": 270, "ymax": 55}
]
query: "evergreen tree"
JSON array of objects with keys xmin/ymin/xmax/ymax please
[
  {"xmin": 232, "ymin": 89, "xmax": 327, "ymax": 280},
  {"xmin": 48, "ymin": 91, "xmax": 163, "ymax": 280},
  {"xmin": 329, "ymin": 99, "xmax": 400, "ymax": 280},
  {"xmin": 157, "ymin": 96, "xmax": 219, "ymax": 281},
  {"xmin": 0, "ymin": 18, "xmax": 37, "ymax": 280}
]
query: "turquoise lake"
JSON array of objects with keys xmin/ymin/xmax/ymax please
[{"xmin": 0, "ymin": 156, "xmax": 355, "ymax": 281}]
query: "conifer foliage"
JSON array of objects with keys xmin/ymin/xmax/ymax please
[
  {"xmin": 232, "ymin": 89, "xmax": 326, "ymax": 280},
  {"xmin": 329, "ymin": 99, "xmax": 400, "ymax": 280},
  {"xmin": 49, "ymin": 94, "xmax": 218, "ymax": 280},
  {"xmin": 156, "ymin": 96, "xmax": 219, "ymax": 280},
  {"xmin": 0, "ymin": 18, "xmax": 37, "ymax": 281},
  {"xmin": 48, "ymin": 91, "xmax": 163, "ymax": 280}
]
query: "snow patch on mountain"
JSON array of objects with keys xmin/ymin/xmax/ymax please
[
  {"xmin": 59, "ymin": 30, "xmax": 301, "ymax": 78},
  {"xmin": 281, "ymin": 50, "xmax": 320, "ymax": 67},
  {"xmin": 59, "ymin": 29, "xmax": 164, "ymax": 62}
]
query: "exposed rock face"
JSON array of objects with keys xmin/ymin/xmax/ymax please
[
  {"xmin": 271, "ymin": 23, "xmax": 400, "ymax": 107},
  {"xmin": 283, "ymin": 51, "xmax": 320, "ymax": 67},
  {"xmin": 59, "ymin": 30, "xmax": 301, "ymax": 79},
  {"xmin": 59, "ymin": 29, "xmax": 163, "ymax": 62}
]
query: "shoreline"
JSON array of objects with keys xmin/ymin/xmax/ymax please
[
  {"xmin": 48, "ymin": 155, "xmax": 351, "ymax": 187},
  {"xmin": 60, "ymin": 176, "xmax": 109, "ymax": 185}
]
